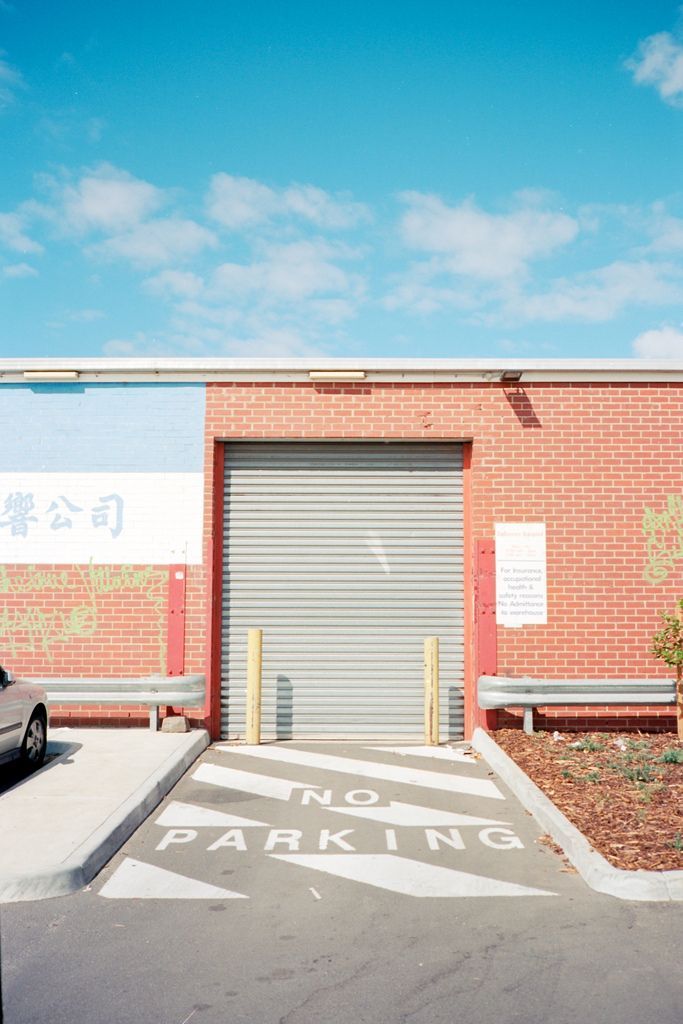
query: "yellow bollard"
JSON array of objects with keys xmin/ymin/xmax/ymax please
[
  {"xmin": 424, "ymin": 636, "xmax": 439, "ymax": 746},
  {"xmin": 246, "ymin": 628, "xmax": 263, "ymax": 744}
]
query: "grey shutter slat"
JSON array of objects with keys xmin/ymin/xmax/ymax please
[{"xmin": 221, "ymin": 442, "xmax": 464, "ymax": 739}]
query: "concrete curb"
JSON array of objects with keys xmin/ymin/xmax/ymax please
[
  {"xmin": 472, "ymin": 728, "xmax": 683, "ymax": 902},
  {"xmin": 0, "ymin": 730, "xmax": 210, "ymax": 903}
]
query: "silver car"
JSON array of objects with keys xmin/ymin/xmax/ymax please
[{"xmin": 0, "ymin": 665, "xmax": 48, "ymax": 770}]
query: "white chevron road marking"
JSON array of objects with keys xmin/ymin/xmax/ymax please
[
  {"xmin": 366, "ymin": 745, "xmax": 476, "ymax": 764},
  {"xmin": 192, "ymin": 762, "xmax": 320, "ymax": 801},
  {"xmin": 99, "ymin": 858, "xmax": 248, "ymax": 900},
  {"xmin": 325, "ymin": 801, "xmax": 509, "ymax": 827},
  {"xmin": 217, "ymin": 745, "xmax": 504, "ymax": 800},
  {"xmin": 155, "ymin": 801, "xmax": 269, "ymax": 829},
  {"xmin": 271, "ymin": 854, "xmax": 556, "ymax": 898}
]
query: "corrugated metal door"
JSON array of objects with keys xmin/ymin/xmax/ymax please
[{"xmin": 221, "ymin": 442, "xmax": 464, "ymax": 739}]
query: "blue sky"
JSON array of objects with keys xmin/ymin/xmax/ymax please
[{"xmin": 2, "ymin": 1, "xmax": 683, "ymax": 360}]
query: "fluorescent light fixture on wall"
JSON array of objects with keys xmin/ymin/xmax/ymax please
[
  {"xmin": 23, "ymin": 370, "xmax": 80, "ymax": 381},
  {"xmin": 308, "ymin": 370, "xmax": 367, "ymax": 381},
  {"xmin": 500, "ymin": 370, "xmax": 523, "ymax": 382}
]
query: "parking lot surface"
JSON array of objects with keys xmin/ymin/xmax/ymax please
[
  {"xmin": 3, "ymin": 742, "xmax": 682, "ymax": 1024},
  {"xmin": 99, "ymin": 741, "xmax": 573, "ymax": 902}
]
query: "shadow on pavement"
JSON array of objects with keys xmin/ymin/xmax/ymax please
[{"xmin": 0, "ymin": 740, "xmax": 81, "ymax": 796}]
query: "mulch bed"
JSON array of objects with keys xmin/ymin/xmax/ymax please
[{"xmin": 493, "ymin": 729, "xmax": 683, "ymax": 872}]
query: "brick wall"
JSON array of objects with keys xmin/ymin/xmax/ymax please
[
  {"xmin": 205, "ymin": 380, "xmax": 683, "ymax": 732},
  {"xmin": 0, "ymin": 562, "xmax": 207, "ymax": 727},
  {"xmin": 5, "ymin": 379, "xmax": 680, "ymax": 733},
  {"xmin": 0, "ymin": 382, "xmax": 207, "ymax": 727}
]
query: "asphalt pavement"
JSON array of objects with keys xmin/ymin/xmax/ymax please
[{"xmin": 2, "ymin": 740, "xmax": 682, "ymax": 1024}]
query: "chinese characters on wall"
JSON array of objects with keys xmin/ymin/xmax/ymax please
[
  {"xmin": 0, "ymin": 491, "xmax": 124, "ymax": 539},
  {"xmin": 0, "ymin": 472, "xmax": 201, "ymax": 565}
]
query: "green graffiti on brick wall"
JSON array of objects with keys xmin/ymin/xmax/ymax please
[
  {"xmin": 642, "ymin": 495, "xmax": 683, "ymax": 584},
  {"xmin": 0, "ymin": 563, "xmax": 168, "ymax": 670},
  {"xmin": 0, "ymin": 604, "xmax": 97, "ymax": 658}
]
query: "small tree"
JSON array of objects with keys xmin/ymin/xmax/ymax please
[{"xmin": 651, "ymin": 598, "xmax": 683, "ymax": 740}]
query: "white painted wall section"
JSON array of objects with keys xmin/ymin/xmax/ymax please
[{"xmin": 0, "ymin": 472, "xmax": 203, "ymax": 564}]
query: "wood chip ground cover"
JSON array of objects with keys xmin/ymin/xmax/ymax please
[{"xmin": 493, "ymin": 730, "xmax": 683, "ymax": 871}]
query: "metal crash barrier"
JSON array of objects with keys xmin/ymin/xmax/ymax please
[
  {"xmin": 477, "ymin": 675, "xmax": 676, "ymax": 734},
  {"xmin": 30, "ymin": 674, "xmax": 206, "ymax": 731}
]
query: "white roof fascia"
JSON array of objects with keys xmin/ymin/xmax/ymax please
[{"xmin": 2, "ymin": 357, "xmax": 683, "ymax": 383}]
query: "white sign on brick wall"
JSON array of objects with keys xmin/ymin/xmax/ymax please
[{"xmin": 494, "ymin": 522, "xmax": 547, "ymax": 627}]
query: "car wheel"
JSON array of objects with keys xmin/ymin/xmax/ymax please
[{"xmin": 21, "ymin": 712, "xmax": 47, "ymax": 770}]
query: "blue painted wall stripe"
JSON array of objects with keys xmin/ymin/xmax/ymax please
[{"xmin": 0, "ymin": 384, "xmax": 206, "ymax": 473}]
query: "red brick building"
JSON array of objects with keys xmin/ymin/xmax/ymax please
[{"xmin": 1, "ymin": 358, "xmax": 681, "ymax": 737}]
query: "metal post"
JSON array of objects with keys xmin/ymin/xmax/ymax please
[
  {"xmin": 246, "ymin": 628, "xmax": 263, "ymax": 744},
  {"xmin": 424, "ymin": 636, "xmax": 439, "ymax": 746}
]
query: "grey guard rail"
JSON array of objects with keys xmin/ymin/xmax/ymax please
[
  {"xmin": 477, "ymin": 675, "xmax": 676, "ymax": 734},
  {"xmin": 30, "ymin": 674, "xmax": 206, "ymax": 731}
]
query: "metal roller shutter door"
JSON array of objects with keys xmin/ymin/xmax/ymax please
[{"xmin": 221, "ymin": 441, "xmax": 464, "ymax": 739}]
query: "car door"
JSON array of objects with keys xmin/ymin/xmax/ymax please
[{"xmin": 0, "ymin": 675, "xmax": 24, "ymax": 755}]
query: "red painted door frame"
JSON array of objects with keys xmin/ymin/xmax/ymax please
[
  {"xmin": 473, "ymin": 539, "xmax": 498, "ymax": 731},
  {"xmin": 206, "ymin": 441, "xmax": 225, "ymax": 739},
  {"xmin": 205, "ymin": 439, "xmax": 494, "ymax": 741}
]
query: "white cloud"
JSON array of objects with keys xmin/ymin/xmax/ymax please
[
  {"xmin": 0, "ymin": 54, "xmax": 24, "ymax": 109},
  {"xmin": 626, "ymin": 31, "xmax": 683, "ymax": 107},
  {"xmin": 218, "ymin": 325, "xmax": 330, "ymax": 358},
  {"xmin": 122, "ymin": 220, "xmax": 366, "ymax": 359},
  {"xmin": 171, "ymin": 301, "xmax": 242, "ymax": 330},
  {"xmin": 645, "ymin": 207, "xmax": 683, "ymax": 252},
  {"xmin": 632, "ymin": 325, "xmax": 683, "ymax": 358},
  {"xmin": 0, "ymin": 211, "xmax": 43, "ymax": 254},
  {"xmin": 157, "ymin": 238, "xmax": 363, "ymax": 357},
  {"xmin": 87, "ymin": 118, "xmax": 105, "ymax": 142},
  {"xmin": 282, "ymin": 184, "xmax": 370, "ymax": 229},
  {"xmin": 206, "ymin": 174, "xmax": 279, "ymax": 229},
  {"xmin": 387, "ymin": 243, "xmax": 683, "ymax": 325},
  {"xmin": 156, "ymin": 242, "xmax": 361, "ymax": 357},
  {"xmin": 143, "ymin": 269, "xmax": 204, "ymax": 298},
  {"xmin": 384, "ymin": 259, "xmax": 482, "ymax": 313},
  {"xmin": 101, "ymin": 320, "xmax": 331, "ymax": 359},
  {"xmin": 101, "ymin": 331, "xmax": 183, "ymax": 357},
  {"xmin": 495, "ymin": 337, "xmax": 558, "ymax": 356},
  {"xmin": 44, "ymin": 308, "xmax": 105, "ymax": 330},
  {"xmin": 386, "ymin": 190, "xmax": 580, "ymax": 315},
  {"xmin": 101, "ymin": 339, "xmax": 139, "ymax": 356},
  {"xmin": 176, "ymin": 318, "xmax": 331, "ymax": 357},
  {"xmin": 210, "ymin": 240, "xmax": 356, "ymax": 303},
  {"xmin": 91, "ymin": 218, "xmax": 218, "ymax": 268},
  {"xmin": 61, "ymin": 164, "xmax": 164, "ymax": 233},
  {"xmin": 2, "ymin": 262, "xmax": 37, "ymax": 278},
  {"xmin": 68, "ymin": 308, "xmax": 105, "ymax": 322},
  {"xmin": 304, "ymin": 298, "xmax": 358, "ymax": 324},
  {"xmin": 398, "ymin": 192, "xmax": 578, "ymax": 279},
  {"xmin": 206, "ymin": 173, "xmax": 370, "ymax": 231},
  {"xmin": 35, "ymin": 112, "xmax": 107, "ymax": 145},
  {"xmin": 503, "ymin": 260, "xmax": 683, "ymax": 323}
]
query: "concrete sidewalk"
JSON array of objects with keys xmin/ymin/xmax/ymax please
[{"xmin": 0, "ymin": 727, "xmax": 209, "ymax": 903}]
